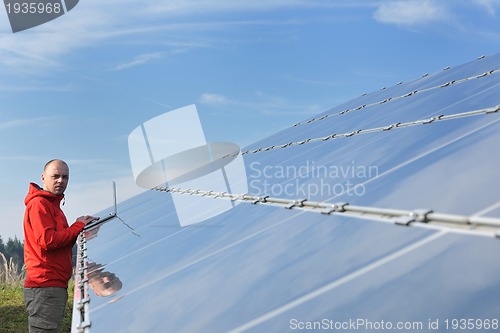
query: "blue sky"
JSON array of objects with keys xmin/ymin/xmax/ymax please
[{"xmin": 1, "ymin": 0, "xmax": 500, "ymax": 240}]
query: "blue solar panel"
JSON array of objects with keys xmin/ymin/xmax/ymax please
[{"xmin": 72, "ymin": 54, "xmax": 500, "ymax": 332}]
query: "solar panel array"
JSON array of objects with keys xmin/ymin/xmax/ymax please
[{"xmin": 72, "ymin": 53, "xmax": 500, "ymax": 333}]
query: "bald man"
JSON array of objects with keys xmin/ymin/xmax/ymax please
[{"xmin": 23, "ymin": 159, "xmax": 98, "ymax": 333}]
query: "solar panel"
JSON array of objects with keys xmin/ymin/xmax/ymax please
[{"xmin": 72, "ymin": 54, "xmax": 500, "ymax": 332}]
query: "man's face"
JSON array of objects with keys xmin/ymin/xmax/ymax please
[{"xmin": 42, "ymin": 161, "xmax": 69, "ymax": 196}]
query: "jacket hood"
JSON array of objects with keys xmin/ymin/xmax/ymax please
[{"xmin": 25, "ymin": 182, "xmax": 64, "ymax": 206}]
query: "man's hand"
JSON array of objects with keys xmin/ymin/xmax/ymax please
[{"xmin": 77, "ymin": 215, "xmax": 100, "ymax": 225}]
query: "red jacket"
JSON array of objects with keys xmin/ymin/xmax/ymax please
[{"xmin": 23, "ymin": 183, "xmax": 85, "ymax": 288}]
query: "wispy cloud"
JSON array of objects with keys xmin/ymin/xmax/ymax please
[
  {"xmin": 282, "ymin": 74, "xmax": 343, "ymax": 87},
  {"xmin": 199, "ymin": 91, "xmax": 324, "ymax": 116},
  {"xmin": 0, "ymin": 116, "xmax": 58, "ymax": 130},
  {"xmin": 0, "ymin": 0, "xmax": 375, "ymax": 78},
  {"xmin": 0, "ymin": 155, "xmax": 40, "ymax": 161},
  {"xmin": 141, "ymin": 0, "xmax": 372, "ymax": 16},
  {"xmin": 1, "ymin": 0, "xmax": 498, "ymax": 87},
  {"xmin": 0, "ymin": 81, "xmax": 74, "ymax": 92},
  {"xmin": 473, "ymin": 0, "xmax": 500, "ymax": 16},
  {"xmin": 200, "ymin": 93, "xmax": 228, "ymax": 105},
  {"xmin": 114, "ymin": 52, "xmax": 163, "ymax": 71},
  {"xmin": 372, "ymin": 0, "xmax": 448, "ymax": 27}
]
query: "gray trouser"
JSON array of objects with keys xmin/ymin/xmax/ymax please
[{"xmin": 24, "ymin": 287, "xmax": 68, "ymax": 333}]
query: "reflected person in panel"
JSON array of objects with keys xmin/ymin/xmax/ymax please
[
  {"xmin": 23, "ymin": 159, "xmax": 98, "ymax": 333},
  {"xmin": 87, "ymin": 262, "xmax": 123, "ymax": 297}
]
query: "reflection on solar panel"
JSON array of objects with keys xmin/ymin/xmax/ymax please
[{"xmin": 72, "ymin": 54, "xmax": 500, "ymax": 333}]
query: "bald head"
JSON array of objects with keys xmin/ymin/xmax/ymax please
[
  {"xmin": 42, "ymin": 160, "xmax": 69, "ymax": 195},
  {"xmin": 44, "ymin": 159, "xmax": 68, "ymax": 172}
]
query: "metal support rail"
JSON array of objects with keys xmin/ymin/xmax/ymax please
[
  {"xmin": 223, "ymin": 105, "xmax": 500, "ymax": 158},
  {"xmin": 153, "ymin": 186, "xmax": 500, "ymax": 238},
  {"xmin": 76, "ymin": 233, "xmax": 91, "ymax": 332},
  {"xmin": 293, "ymin": 68, "xmax": 500, "ymax": 127}
]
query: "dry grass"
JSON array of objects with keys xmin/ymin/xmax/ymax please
[
  {"xmin": 0, "ymin": 251, "xmax": 28, "ymax": 333},
  {"xmin": 0, "ymin": 252, "xmax": 74, "ymax": 333},
  {"xmin": 0, "ymin": 251, "xmax": 25, "ymax": 285}
]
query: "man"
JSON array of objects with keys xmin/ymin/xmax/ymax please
[{"xmin": 23, "ymin": 159, "xmax": 98, "ymax": 333}]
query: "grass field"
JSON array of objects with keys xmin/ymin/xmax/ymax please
[
  {"xmin": 0, "ymin": 251, "xmax": 74, "ymax": 333},
  {"xmin": 0, "ymin": 282, "xmax": 74, "ymax": 333}
]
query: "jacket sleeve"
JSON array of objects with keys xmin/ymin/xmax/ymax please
[{"xmin": 27, "ymin": 198, "xmax": 85, "ymax": 250}]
